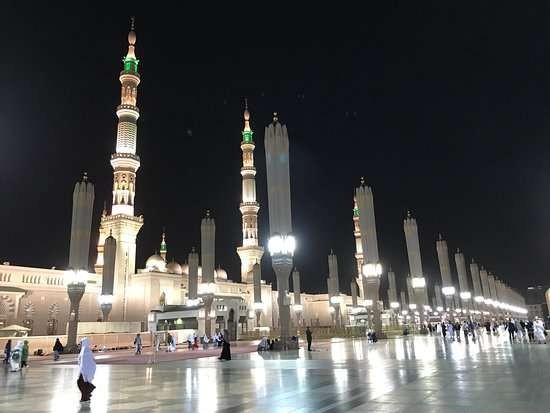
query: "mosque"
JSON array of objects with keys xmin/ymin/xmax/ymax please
[
  {"xmin": 0, "ymin": 24, "xmax": 527, "ymax": 339},
  {"xmin": 0, "ymin": 24, "xmax": 356, "ymax": 338}
]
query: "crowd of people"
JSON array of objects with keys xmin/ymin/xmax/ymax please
[
  {"xmin": 3, "ymin": 339, "xmax": 29, "ymax": 372},
  {"xmin": 424, "ymin": 317, "xmax": 547, "ymax": 344}
]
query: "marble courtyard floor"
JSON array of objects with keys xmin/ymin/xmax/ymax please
[{"xmin": 1, "ymin": 334, "xmax": 549, "ymax": 413}]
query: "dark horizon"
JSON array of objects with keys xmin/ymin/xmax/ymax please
[{"xmin": 1, "ymin": 4, "xmax": 549, "ymax": 298}]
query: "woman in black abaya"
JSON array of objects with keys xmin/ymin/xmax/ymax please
[{"xmin": 218, "ymin": 337, "xmax": 231, "ymax": 361}]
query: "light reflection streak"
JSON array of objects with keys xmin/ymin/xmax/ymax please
[{"xmin": 197, "ymin": 368, "xmax": 218, "ymax": 411}]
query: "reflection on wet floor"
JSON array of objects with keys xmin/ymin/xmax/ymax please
[{"xmin": 1, "ymin": 334, "xmax": 549, "ymax": 412}]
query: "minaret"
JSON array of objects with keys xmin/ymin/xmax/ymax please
[
  {"xmin": 237, "ymin": 100, "xmax": 264, "ymax": 283},
  {"xmin": 352, "ymin": 197, "xmax": 364, "ymax": 297},
  {"xmin": 95, "ymin": 19, "xmax": 144, "ymax": 320}
]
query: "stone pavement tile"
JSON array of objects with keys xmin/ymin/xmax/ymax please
[
  {"xmin": 347, "ymin": 401, "xmax": 409, "ymax": 412},
  {"xmin": 402, "ymin": 406, "xmax": 470, "ymax": 413},
  {"xmin": 373, "ymin": 389, "xmax": 433, "ymax": 404}
]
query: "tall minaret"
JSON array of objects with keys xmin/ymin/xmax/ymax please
[
  {"xmin": 352, "ymin": 197, "xmax": 364, "ymax": 293},
  {"xmin": 237, "ymin": 101, "xmax": 264, "ymax": 283},
  {"xmin": 95, "ymin": 19, "xmax": 144, "ymax": 320}
]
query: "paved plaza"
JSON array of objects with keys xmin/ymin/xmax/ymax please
[{"xmin": 1, "ymin": 334, "xmax": 549, "ymax": 413}]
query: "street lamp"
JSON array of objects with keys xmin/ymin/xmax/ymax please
[
  {"xmin": 361, "ymin": 262, "xmax": 382, "ymax": 335},
  {"xmin": 268, "ymin": 234, "xmax": 296, "ymax": 256},
  {"xmin": 269, "ymin": 233, "xmax": 295, "ymax": 348},
  {"xmin": 411, "ymin": 277, "xmax": 426, "ymax": 289},
  {"xmin": 362, "ymin": 263, "xmax": 383, "ymax": 278},
  {"xmin": 98, "ymin": 294, "xmax": 114, "ymax": 321},
  {"xmin": 66, "ymin": 269, "xmax": 88, "ymax": 351},
  {"xmin": 460, "ymin": 291, "xmax": 472, "ymax": 300}
]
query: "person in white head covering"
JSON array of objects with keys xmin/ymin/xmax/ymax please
[
  {"xmin": 9, "ymin": 341, "xmax": 23, "ymax": 372},
  {"xmin": 533, "ymin": 319, "xmax": 546, "ymax": 344},
  {"xmin": 77, "ymin": 337, "xmax": 96, "ymax": 403}
]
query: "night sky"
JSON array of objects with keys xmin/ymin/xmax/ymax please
[{"xmin": 1, "ymin": 4, "xmax": 549, "ymax": 298}]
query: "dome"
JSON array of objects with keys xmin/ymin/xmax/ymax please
[
  {"xmin": 215, "ymin": 268, "xmax": 228, "ymax": 280},
  {"xmin": 181, "ymin": 264, "xmax": 202, "ymax": 277},
  {"xmin": 145, "ymin": 254, "xmax": 166, "ymax": 272},
  {"xmin": 166, "ymin": 261, "xmax": 182, "ymax": 275},
  {"xmin": 181, "ymin": 263, "xmax": 189, "ymax": 276}
]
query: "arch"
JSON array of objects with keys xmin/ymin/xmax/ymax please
[{"xmin": 48, "ymin": 303, "xmax": 60, "ymax": 319}]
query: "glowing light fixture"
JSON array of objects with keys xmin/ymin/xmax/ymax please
[
  {"xmin": 411, "ymin": 277, "xmax": 426, "ymax": 289},
  {"xmin": 66, "ymin": 269, "xmax": 88, "ymax": 285},
  {"xmin": 362, "ymin": 263, "xmax": 383, "ymax": 278},
  {"xmin": 330, "ymin": 296, "xmax": 342, "ymax": 304},
  {"xmin": 268, "ymin": 234, "xmax": 296, "ymax": 256},
  {"xmin": 98, "ymin": 295, "xmax": 113, "ymax": 305},
  {"xmin": 441, "ymin": 286, "xmax": 456, "ymax": 296},
  {"xmin": 460, "ymin": 291, "xmax": 471, "ymax": 300}
]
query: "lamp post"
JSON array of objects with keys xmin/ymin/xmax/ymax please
[
  {"xmin": 252, "ymin": 263, "xmax": 263, "ymax": 328},
  {"xmin": 355, "ymin": 178, "xmax": 383, "ymax": 337},
  {"xmin": 66, "ymin": 173, "xmax": 94, "ymax": 352},
  {"xmin": 436, "ymin": 234, "xmax": 456, "ymax": 320},
  {"xmin": 388, "ymin": 268, "xmax": 399, "ymax": 325},
  {"xmin": 66, "ymin": 270, "xmax": 88, "ymax": 351},
  {"xmin": 99, "ymin": 233, "xmax": 116, "ymax": 321},
  {"xmin": 200, "ymin": 211, "xmax": 216, "ymax": 338},
  {"xmin": 362, "ymin": 262, "xmax": 383, "ymax": 335},
  {"xmin": 268, "ymin": 233, "xmax": 295, "ymax": 347},
  {"xmin": 292, "ymin": 269, "xmax": 303, "ymax": 327},
  {"xmin": 99, "ymin": 294, "xmax": 114, "ymax": 322},
  {"xmin": 264, "ymin": 113, "xmax": 294, "ymax": 349},
  {"xmin": 404, "ymin": 212, "xmax": 427, "ymax": 331},
  {"xmin": 455, "ymin": 249, "xmax": 471, "ymax": 316}
]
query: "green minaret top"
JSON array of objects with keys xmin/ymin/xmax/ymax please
[
  {"xmin": 242, "ymin": 98, "xmax": 253, "ymax": 143},
  {"xmin": 123, "ymin": 17, "xmax": 139, "ymax": 73},
  {"xmin": 160, "ymin": 230, "xmax": 167, "ymax": 258}
]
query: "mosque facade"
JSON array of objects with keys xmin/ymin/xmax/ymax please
[{"xmin": 0, "ymin": 25, "xmax": 354, "ymax": 337}]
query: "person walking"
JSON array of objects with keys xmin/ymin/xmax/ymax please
[
  {"xmin": 134, "ymin": 333, "xmax": 142, "ymax": 355},
  {"xmin": 3, "ymin": 339, "xmax": 11, "ymax": 365},
  {"xmin": 165, "ymin": 333, "xmax": 174, "ymax": 352},
  {"xmin": 202, "ymin": 334, "xmax": 209, "ymax": 350},
  {"xmin": 507, "ymin": 319, "xmax": 516, "ymax": 342},
  {"xmin": 454, "ymin": 322, "xmax": 461, "ymax": 342},
  {"xmin": 534, "ymin": 319, "xmax": 546, "ymax": 344},
  {"xmin": 77, "ymin": 338, "xmax": 96, "ymax": 403},
  {"xmin": 219, "ymin": 336, "xmax": 231, "ymax": 360},
  {"xmin": 53, "ymin": 338, "xmax": 64, "ymax": 361},
  {"xmin": 527, "ymin": 320, "xmax": 535, "ymax": 342},
  {"xmin": 306, "ymin": 326, "xmax": 313, "ymax": 351},
  {"xmin": 21, "ymin": 341, "xmax": 29, "ymax": 368},
  {"xmin": 9, "ymin": 341, "xmax": 23, "ymax": 372}
]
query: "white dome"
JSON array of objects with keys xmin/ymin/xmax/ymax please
[
  {"xmin": 145, "ymin": 254, "xmax": 166, "ymax": 272},
  {"xmin": 166, "ymin": 261, "xmax": 182, "ymax": 275},
  {"xmin": 215, "ymin": 268, "xmax": 228, "ymax": 280},
  {"xmin": 181, "ymin": 264, "xmax": 202, "ymax": 277}
]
